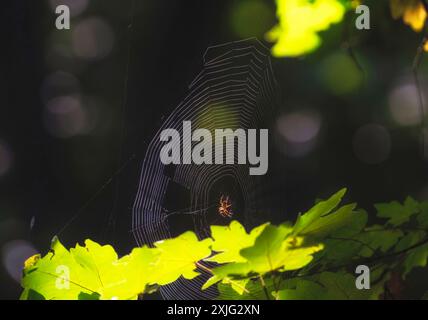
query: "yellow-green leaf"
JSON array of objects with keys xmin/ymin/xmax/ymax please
[{"xmin": 206, "ymin": 221, "xmax": 268, "ymax": 264}]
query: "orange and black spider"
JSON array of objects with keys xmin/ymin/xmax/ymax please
[{"xmin": 218, "ymin": 195, "xmax": 233, "ymax": 218}]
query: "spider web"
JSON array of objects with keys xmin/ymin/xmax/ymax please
[{"xmin": 132, "ymin": 38, "xmax": 279, "ymax": 300}]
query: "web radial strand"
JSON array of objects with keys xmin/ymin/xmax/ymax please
[{"xmin": 132, "ymin": 38, "xmax": 278, "ymax": 300}]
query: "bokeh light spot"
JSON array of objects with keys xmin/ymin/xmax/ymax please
[
  {"xmin": 276, "ymin": 110, "xmax": 322, "ymax": 157},
  {"xmin": 388, "ymin": 82, "xmax": 426, "ymax": 126},
  {"xmin": 44, "ymin": 96, "xmax": 93, "ymax": 138},
  {"xmin": 1, "ymin": 240, "xmax": 37, "ymax": 282},
  {"xmin": 319, "ymin": 52, "xmax": 363, "ymax": 95},
  {"xmin": 277, "ymin": 110, "xmax": 321, "ymax": 143},
  {"xmin": 229, "ymin": 1, "xmax": 275, "ymax": 39},
  {"xmin": 72, "ymin": 18, "xmax": 114, "ymax": 60},
  {"xmin": 41, "ymin": 71, "xmax": 80, "ymax": 104}
]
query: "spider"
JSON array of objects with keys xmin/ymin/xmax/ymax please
[{"xmin": 218, "ymin": 195, "xmax": 233, "ymax": 218}]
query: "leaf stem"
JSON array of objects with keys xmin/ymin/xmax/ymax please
[
  {"xmin": 195, "ymin": 261, "xmax": 213, "ymax": 274},
  {"xmin": 258, "ymin": 275, "xmax": 271, "ymax": 300},
  {"xmin": 196, "ymin": 262, "xmax": 250, "ymax": 294}
]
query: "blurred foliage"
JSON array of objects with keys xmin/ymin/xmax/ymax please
[
  {"xmin": 390, "ymin": 0, "xmax": 427, "ymax": 32},
  {"xmin": 20, "ymin": 189, "xmax": 428, "ymax": 300},
  {"xmin": 267, "ymin": 0, "xmax": 428, "ymax": 57},
  {"xmin": 266, "ymin": 0, "xmax": 348, "ymax": 57}
]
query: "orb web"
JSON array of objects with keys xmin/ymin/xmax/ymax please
[{"xmin": 132, "ymin": 38, "xmax": 279, "ymax": 299}]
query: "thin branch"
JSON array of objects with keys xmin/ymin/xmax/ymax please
[
  {"xmin": 327, "ymin": 236, "xmax": 377, "ymax": 253},
  {"xmin": 293, "ymin": 234, "xmax": 428, "ymax": 280},
  {"xmin": 258, "ymin": 275, "xmax": 271, "ymax": 300}
]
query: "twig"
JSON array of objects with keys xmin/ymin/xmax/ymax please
[
  {"xmin": 258, "ymin": 275, "xmax": 271, "ymax": 300},
  {"xmin": 293, "ymin": 234, "xmax": 428, "ymax": 279},
  {"xmin": 327, "ymin": 236, "xmax": 377, "ymax": 253}
]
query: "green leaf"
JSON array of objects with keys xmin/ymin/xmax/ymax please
[
  {"xmin": 20, "ymin": 188, "xmax": 428, "ymax": 301},
  {"xmin": 206, "ymin": 221, "xmax": 268, "ymax": 264},
  {"xmin": 358, "ymin": 226, "xmax": 404, "ymax": 257},
  {"xmin": 298, "ymin": 203, "xmax": 360, "ymax": 239},
  {"xmin": 417, "ymin": 201, "xmax": 428, "ymax": 229},
  {"xmin": 314, "ymin": 209, "xmax": 369, "ymax": 264},
  {"xmin": 210, "ymin": 224, "xmax": 323, "ymax": 282},
  {"xmin": 375, "ymin": 197, "xmax": 419, "ymax": 227},
  {"xmin": 70, "ymin": 239, "xmax": 137, "ymax": 300},
  {"xmin": 403, "ymin": 244, "xmax": 428, "ymax": 277},
  {"xmin": 202, "ymin": 221, "xmax": 267, "ymax": 292},
  {"xmin": 153, "ymin": 231, "xmax": 212, "ymax": 285},
  {"xmin": 292, "ymin": 188, "xmax": 347, "ymax": 236},
  {"xmin": 316, "ymin": 272, "xmax": 372, "ymax": 300},
  {"xmin": 20, "ymin": 289, "xmax": 46, "ymax": 300},
  {"xmin": 21, "ymin": 237, "xmax": 161, "ymax": 300},
  {"xmin": 21, "ymin": 237, "xmax": 96, "ymax": 300},
  {"xmin": 317, "ymin": 237, "xmax": 364, "ymax": 263},
  {"xmin": 117, "ymin": 246, "xmax": 161, "ymax": 295},
  {"xmin": 201, "ymin": 273, "xmax": 250, "ymax": 295},
  {"xmin": 393, "ymin": 230, "xmax": 428, "ymax": 278},
  {"xmin": 266, "ymin": 0, "xmax": 347, "ymax": 57},
  {"xmin": 274, "ymin": 279, "xmax": 327, "ymax": 300},
  {"xmin": 275, "ymin": 272, "xmax": 375, "ymax": 300},
  {"xmin": 241, "ymin": 224, "xmax": 323, "ymax": 273},
  {"xmin": 216, "ymin": 277, "xmax": 276, "ymax": 300}
]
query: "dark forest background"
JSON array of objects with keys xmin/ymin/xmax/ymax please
[{"xmin": 1, "ymin": 0, "xmax": 428, "ymax": 299}]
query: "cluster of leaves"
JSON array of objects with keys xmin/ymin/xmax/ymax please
[
  {"xmin": 391, "ymin": 0, "xmax": 427, "ymax": 32},
  {"xmin": 266, "ymin": 0, "xmax": 350, "ymax": 57},
  {"xmin": 20, "ymin": 189, "xmax": 428, "ymax": 300},
  {"xmin": 267, "ymin": 0, "xmax": 428, "ymax": 57}
]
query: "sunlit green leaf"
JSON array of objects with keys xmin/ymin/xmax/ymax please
[
  {"xmin": 266, "ymin": 0, "xmax": 347, "ymax": 57},
  {"xmin": 216, "ymin": 277, "xmax": 276, "ymax": 300},
  {"xmin": 21, "ymin": 237, "xmax": 95, "ymax": 300},
  {"xmin": 153, "ymin": 231, "xmax": 212, "ymax": 285},
  {"xmin": 211, "ymin": 224, "xmax": 323, "ymax": 281},
  {"xmin": 241, "ymin": 224, "xmax": 323, "ymax": 273},
  {"xmin": 206, "ymin": 221, "xmax": 268, "ymax": 264},
  {"xmin": 292, "ymin": 188, "xmax": 347, "ymax": 236},
  {"xmin": 117, "ymin": 246, "xmax": 161, "ymax": 295}
]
